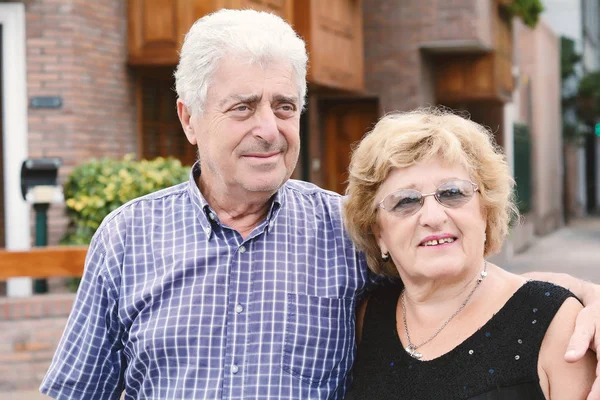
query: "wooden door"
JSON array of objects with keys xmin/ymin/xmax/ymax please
[{"xmin": 321, "ymin": 98, "xmax": 379, "ymax": 194}]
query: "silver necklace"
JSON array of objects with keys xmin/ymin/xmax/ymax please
[{"xmin": 401, "ymin": 260, "xmax": 488, "ymax": 360}]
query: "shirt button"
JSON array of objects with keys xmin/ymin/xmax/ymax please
[
  {"xmin": 208, "ymin": 212, "xmax": 215, "ymax": 220},
  {"xmin": 235, "ymin": 304, "xmax": 244, "ymax": 314},
  {"xmin": 239, "ymin": 245, "xmax": 246, "ymax": 253},
  {"xmin": 204, "ymin": 227, "xmax": 210, "ymax": 234},
  {"xmin": 232, "ymin": 364, "xmax": 239, "ymax": 374}
]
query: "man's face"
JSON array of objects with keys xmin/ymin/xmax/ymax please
[{"xmin": 179, "ymin": 57, "xmax": 301, "ymax": 196}]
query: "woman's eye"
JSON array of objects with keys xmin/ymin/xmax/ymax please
[
  {"xmin": 438, "ymin": 188, "xmax": 463, "ymax": 198},
  {"xmin": 393, "ymin": 197, "xmax": 419, "ymax": 209}
]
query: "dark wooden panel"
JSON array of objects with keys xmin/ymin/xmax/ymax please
[
  {"xmin": 137, "ymin": 68, "xmax": 195, "ymax": 166},
  {"xmin": 321, "ymin": 98, "xmax": 379, "ymax": 194},
  {"xmin": 434, "ymin": 1, "xmax": 514, "ymax": 103}
]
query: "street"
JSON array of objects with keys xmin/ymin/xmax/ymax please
[{"xmin": 505, "ymin": 217, "xmax": 600, "ymax": 283}]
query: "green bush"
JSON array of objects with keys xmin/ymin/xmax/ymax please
[
  {"xmin": 61, "ymin": 155, "xmax": 190, "ymax": 245},
  {"xmin": 578, "ymin": 71, "xmax": 600, "ymax": 99},
  {"xmin": 505, "ymin": 0, "xmax": 544, "ymax": 28}
]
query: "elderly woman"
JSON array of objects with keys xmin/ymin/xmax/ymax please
[{"xmin": 343, "ymin": 109, "xmax": 596, "ymax": 399}]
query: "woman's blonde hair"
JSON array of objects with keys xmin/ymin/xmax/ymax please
[{"xmin": 343, "ymin": 108, "xmax": 519, "ymax": 277}]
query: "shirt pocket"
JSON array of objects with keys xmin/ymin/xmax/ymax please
[{"xmin": 282, "ymin": 293, "xmax": 355, "ymax": 387}]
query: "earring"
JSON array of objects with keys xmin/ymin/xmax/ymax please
[
  {"xmin": 484, "ymin": 232, "xmax": 487, "ymax": 245},
  {"xmin": 382, "ymin": 252, "xmax": 390, "ymax": 262}
]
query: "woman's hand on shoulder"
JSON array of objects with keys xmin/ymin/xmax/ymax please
[{"xmin": 540, "ymin": 297, "xmax": 597, "ymax": 400}]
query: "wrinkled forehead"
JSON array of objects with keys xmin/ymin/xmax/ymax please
[
  {"xmin": 377, "ymin": 156, "xmax": 473, "ymax": 198},
  {"xmin": 206, "ymin": 56, "xmax": 299, "ymax": 102}
]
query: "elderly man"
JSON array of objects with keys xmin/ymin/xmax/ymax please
[{"xmin": 41, "ymin": 9, "xmax": 600, "ymax": 400}]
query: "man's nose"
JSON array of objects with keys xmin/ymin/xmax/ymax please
[{"xmin": 252, "ymin": 105, "xmax": 279, "ymax": 143}]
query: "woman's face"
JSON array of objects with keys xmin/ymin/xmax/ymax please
[{"xmin": 373, "ymin": 157, "xmax": 487, "ymax": 284}]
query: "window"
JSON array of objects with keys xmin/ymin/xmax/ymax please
[{"xmin": 137, "ymin": 68, "xmax": 196, "ymax": 166}]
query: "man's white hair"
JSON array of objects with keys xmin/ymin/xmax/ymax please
[{"xmin": 174, "ymin": 9, "xmax": 308, "ymax": 115}]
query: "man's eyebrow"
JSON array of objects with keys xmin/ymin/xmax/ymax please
[
  {"xmin": 219, "ymin": 94, "xmax": 262, "ymax": 108},
  {"xmin": 273, "ymin": 94, "xmax": 299, "ymax": 105}
]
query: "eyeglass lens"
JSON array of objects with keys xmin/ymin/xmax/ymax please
[{"xmin": 381, "ymin": 180, "xmax": 476, "ymax": 217}]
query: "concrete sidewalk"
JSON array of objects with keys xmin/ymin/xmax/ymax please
[
  {"xmin": 0, "ymin": 392, "xmax": 45, "ymax": 400},
  {"xmin": 505, "ymin": 217, "xmax": 600, "ymax": 283}
]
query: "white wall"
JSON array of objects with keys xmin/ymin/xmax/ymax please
[
  {"xmin": 543, "ymin": 0, "xmax": 583, "ymax": 44},
  {"xmin": 0, "ymin": 3, "xmax": 32, "ymax": 296},
  {"xmin": 581, "ymin": 0, "xmax": 600, "ymax": 71}
]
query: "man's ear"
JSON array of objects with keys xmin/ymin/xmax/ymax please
[{"xmin": 177, "ymin": 99, "xmax": 197, "ymax": 145}]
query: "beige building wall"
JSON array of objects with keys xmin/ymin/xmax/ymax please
[
  {"xmin": 564, "ymin": 142, "xmax": 588, "ymax": 217},
  {"xmin": 515, "ymin": 20, "xmax": 564, "ymax": 236}
]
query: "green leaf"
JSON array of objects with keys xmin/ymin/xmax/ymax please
[{"xmin": 61, "ymin": 155, "xmax": 191, "ymax": 246}]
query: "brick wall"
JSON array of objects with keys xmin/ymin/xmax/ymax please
[
  {"xmin": 362, "ymin": 0, "xmax": 492, "ymax": 112},
  {"xmin": 25, "ymin": 0, "xmax": 137, "ymax": 246},
  {"xmin": 0, "ymin": 294, "xmax": 73, "ymax": 391}
]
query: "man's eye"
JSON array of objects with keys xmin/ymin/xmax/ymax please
[
  {"xmin": 233, "ymin": 105, "xmax": 249, "ymax": 112},
  {"xmin": 277, "ymin": 104, "xmax": 296, "ymax": 114}
]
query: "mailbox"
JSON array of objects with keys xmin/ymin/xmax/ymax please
[{"xmin": 20, "ymin": 157, "xmax": 64, "ymax": 204}]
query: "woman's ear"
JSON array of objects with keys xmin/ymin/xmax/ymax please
[{"xmin": 371, "ymin": 223, "xmax": 388, "ymax": 256}]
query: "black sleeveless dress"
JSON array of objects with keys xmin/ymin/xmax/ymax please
[{"xmin": 347, "ymin": 280, "xmax": 577, "ymax": 400}]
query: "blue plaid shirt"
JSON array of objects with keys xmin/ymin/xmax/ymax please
[{"xmin": 41, "ymin": 164, "xmax": 371, "ymax": 399}]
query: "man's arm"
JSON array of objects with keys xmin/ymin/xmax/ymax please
[
  {"xmin": 40, "ymin": 227, "xmax": 125, "ymax": 399},
  {"xmin": 523, "ymin": 271, "xmax": 600, "ymax": 400},
  {"xmin": 523, "ymin": 272, "xmax": 600, "ymax": 306}
]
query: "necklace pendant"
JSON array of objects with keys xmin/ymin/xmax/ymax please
[{"xmin": 405, "ymin": 345, "xmax": 422, "ymax": 360}]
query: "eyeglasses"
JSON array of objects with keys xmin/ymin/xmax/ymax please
[{"xmin": 377, "ymin": 179, "xmax": 479, "ymax": 218}]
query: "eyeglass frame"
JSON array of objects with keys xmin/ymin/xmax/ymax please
[{"xmin": 377, "ymin": 179, "xmax": 480, "ymax": 217}]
